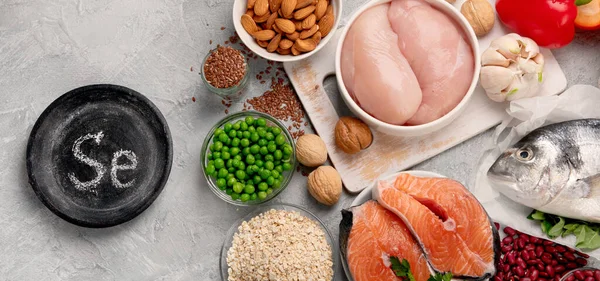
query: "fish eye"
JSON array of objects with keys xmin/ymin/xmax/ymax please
[{"xmin": 516, "ymin": 148, "xmax": 534, "ymax": 161}]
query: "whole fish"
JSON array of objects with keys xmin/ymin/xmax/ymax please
[{"xmin": 488, "ymin": 119, "xmax": 600, "ymax": 222}]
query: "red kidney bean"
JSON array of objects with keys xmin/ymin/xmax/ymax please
[
  {"xmin": 537, "ymin": 263, "xmax": 546, "ymax": 271},
  {"xmin": 518, "ymin": 259, "xmax": 527, "ymax": 269},
  {"xmin": 528, "ymin": 259, "xmax": 539, "ymax": 265},
  {"xmin": 502, "ymin": 245, "xmax": 512, "ymax": 253},
  {"xmin": 576, "ymin": 251, "xmax": 590, "ymax": 258},
  {"xmin": 493, "ymin": 277, "xmax": 502, "ymax": 281},
  {"xmin": 554, "ymin": 265, "xmax": 565, "ymax": 273},
  {"xmin": 540, "ymin": 278, "xmax": 548, "ymax": 281},
  {"xmin": 555, "ymin": 245, "xmax": 566, "ymax": 253},
  {"xmin": 526, "ymin": 244, "xmax": 537, "ymax": 251},
  {"xmin": 495, "ymin": 222, "xmax": 500, "ymax": 230},
  {"xmin": 522, "ymin": 278, "xmax": 532, "ymax": 281},
  {"xmin": 515, "ymin": 243, "xmax": 520, "ymax": 250},
  {"xmin": 504, "ymin": 227, "xmax": 517, "ymax": 236},
  {"xmin": 575, "ymin": 271, "xmax": 586, "ymax": 281},
  {"xmin": 557, "ymin": 257, "xmax": 567, "ymax": 264},
  {"xmin": 585, "ymin": 270, "xmax": 595, "ymax": 277},
  {"xmin": 507, "ymin": 252, "xmax": 517, "ymax": 265},
  {"xmin": 564, "ymin": 252, "xmax": 576, "ymax": 261},
  {"xmin": 567, "ymin": 276, "xmax": 576, "ymax": 281},
  {"xmin": 576, "ymin": 257, "xmax": 588, "ymax": 266},
  {"xmin": 503, "ymin": 236, "xmax": 514, "ymax": 245},
  {"xmin": 546, "ymin": 265, "xmax": 555, "ymax": 277},
  {"xmin": 537, "ymin": 246, "xmax": 545, "ymax": 257},
  {"xmin": 585, "ymin": 277, "xmax": 595, "ymax": 281},
  {"xmin": 542, "ymin": 254, "xmax": 553, "ymax": 265},
  {"xmin": 519, "ymin": 239, "xmax": 527, "ymax": 249},
  {"xmin": 503, "ymin": 264, "xmax": 510, "ymax": 273},
  {"xmin": 568, "ymin": 262, "xmax": 580, "ymax": 269},
  {"xmin": 539, "ymin": 272, "xmax": 549, "ymax": 278},
  {"xmin": 515, "ymin": 266, "xmax": 525, "ymax": 277},
  {"xmin": 530, "ymin": 237, "xmax": 541, "ymax": 244},
  {"xmin": 593, "ymin": 270, "xmax": 600, "ymax": 281},
  {"xmin": 531, "ymin": 269, "xmax": 539, "ymax": 281},
  {"xmin": 544, "ymin": 240, "xmax": 554, "ymax": 246},
  {"xmin": 552, "ymin": 260, "xmax": 558, "ymax": 266},
  {"xmin": 546, "ymin": 246, "xmax": 557, "ymax": 254}
]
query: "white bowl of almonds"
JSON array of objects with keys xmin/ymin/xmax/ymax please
[{"xmin": 233, "ymin": 0, "xmax": 341, "ymax": 62}]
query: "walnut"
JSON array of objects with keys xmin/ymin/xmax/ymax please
[
  {"xmin": 461, "ymin": 0, "xmax": 495, "ymax": 37},
  {"xmin": 295, "ymin": 134, "xmax": 328, "ymax": 167},
  {"xmin": 307, "ymin": 166, "xmax": 342, "ymax": 206},
  {"xmin": 334, "ymin": 117, "xmax": 373, "ymax": 154}
]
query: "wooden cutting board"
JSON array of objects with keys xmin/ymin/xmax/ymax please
[{"xmin": 283, "ymin": 0, "xmax": 567, "ymax": 193}]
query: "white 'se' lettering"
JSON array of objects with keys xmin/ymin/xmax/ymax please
[
  {"xmin": 68, "ymin": 132, "xmax": 107, "ymax": 192},
  {"xmin": 111, "ymin": 150, "xmax": 138, "ymax": 189}
]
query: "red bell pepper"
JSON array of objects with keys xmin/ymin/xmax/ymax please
[
  {"xmin": 496, "ymin": 0, "xmax": 578, "ymax": 49},
  {"xmin": 575, "ymin": 0, "xmax": 600, "ymax": 30}
]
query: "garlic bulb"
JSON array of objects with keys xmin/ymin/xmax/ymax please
[{"xmin": 480, "ymin": 33, "xmax": 545, "ymax": 102}]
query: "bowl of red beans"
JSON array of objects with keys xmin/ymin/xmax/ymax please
[
  {"xmin": 561, "ymin": 267, "xmax": 600, "ymax": 281},
  {"xmin": 201, "ymin": 111, "xmax": 297, "ymax": 206}
]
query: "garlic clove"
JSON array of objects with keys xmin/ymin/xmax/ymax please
[
  {"xmin": 481, "ymin": 48, "xmax": 510, "ymax": 67},
  {"xmin": 480, "ymin": 66, "xmax": 515, "ymax": 94},
  {"xmin": 516, "ymin": 57, "xmax": 540, "ymax": 74},
  {"xmin": 491, "ymin": 33, "xmax": 521, "ymax": 60},
  {"xmin": 517, "ymin": 37, "xmax": 540, "ymax": 59},
  {"xmin": 532, "ymin": 52, "xmax": 545, "ymax": 68},
  {"xmin": 504, "ymin": 76, "xmax": 541, "ymax": 101}
]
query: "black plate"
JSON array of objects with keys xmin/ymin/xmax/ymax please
[{"xmin": 26, "ymin": 84, "xmax": 173, "ymax": 228}]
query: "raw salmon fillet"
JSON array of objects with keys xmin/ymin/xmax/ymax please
[
  {"xmin": 340, "ymin": 3, "xmax": 422, "ymax": 125},
  {"xmin": 388, "ymin": 0, "xmax": 474, "ymax": 125},
  {"xmin": 373, "ymin": 181, "xmax": 494, "ymax": 278},
  {"xmin": 394, "ymin": 174, "xmax": 497, "ymax": 265},
  {"xmin": 342, "ymin": 201, "xmax": 430, "ymax": 281}
]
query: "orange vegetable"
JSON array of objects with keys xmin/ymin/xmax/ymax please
[{"xmin": 575, "ymin": 0, "xmax": 600, "ymax": 30}]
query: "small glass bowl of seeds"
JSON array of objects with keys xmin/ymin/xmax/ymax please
[{"xmin": 201, "ymin": 45, "xmax": 249, "ymax": 100}]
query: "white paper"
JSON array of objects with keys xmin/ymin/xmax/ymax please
[{"xmin": 472, "ymin": 84, "xmax": 600, "ymax": 259}]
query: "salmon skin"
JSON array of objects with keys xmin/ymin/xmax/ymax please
[
  {"xmin": 374, "ymin": 179, "xmax": 499, "ymax": 280},
  {"xmin": 340, "ymin": 200, "xmax": 431, "ymax": 281}
]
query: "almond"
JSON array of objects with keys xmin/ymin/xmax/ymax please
[
  {"xmin": 279, "ymin": 39, "xmax": 294, "ymax": 49},
  {"xmin": 267, "ymin": 34, "xmax": 282, "ymax": 52},
  {"xmin": 253, "ymin": 12, "xmax": 271, "ymax": 23},
  {"xmin": 248, "ymin": 0, "xmax": 257, "ymax": 9},
  {"xmin": 300, "ymin": 24, "xmax": 318, "ymax": 39},
  {"xmin": 253, "ymin": 29, "xmax": 276, "ymax": 41},
  {"xmin": 312, "ymin": 31, "xmax": 322, "ymax": 45},
  {"xmin": 269, "ymin": 0, "xmax": 282, "ymax": 13},
  {"xmin": 241, "ymin": 14, "xmax": 258, "ymax": 34},
  {"xmin": 281, "ymin": 0, "xmax": 297, "ymax": 18},
  {"xmin": 294, "ymin": 5, "xmax": 315, "ymax": 20},
  {"xmin": 325, "ymin": 3, "xmax": 333, "ymax": 16},
  {"xmin": 287, "ymin": 31, "xmax": 300, "ymax": 41},
  {"xmin": 301, "ymin": 14, "xmax": 316, "ymax": 29},
  {"xmin": 257, "ymin": 39, "xmax": 269, "ymax": 48},
  {"xmin": 273, "ymin": 24, "xmax": 283, "ymax": 34},
  {"xmin": 265, "ymin": 12, "xmax": 278, "ymax": 29},
  {"xmin": 254, "ymin": 0, "xmax": 269, "ymax": 16},
  {"xmin": 317, "ymin": 12, "xmax": 333, "ymax": 37},
  {"xmin": 278, "ymin": 9, "xmax": 283, "ymax": 17},
  {"xmin": 275, "ymin": 18, "xmax": 296, "ymax": 34},
  {"xmin": 277, "ymin": 47, "xmax": 291, "ymax": 55},
  {"xmin": 295, "ymin": 0, "xmax": 313, "ymax": 10},
  {"xmin": 291, "ymin": 46, "xmax": 300, "ymax": 55},
  {"xmin": 294, "ymin": 20, "xmax": 303, "ymax": 31},
  {"xmin": 245, "ymin": 9, "xmax": 255, "ymax": 17},
  {"xmin": 315, "ymin": 0, "xmax": 327, "ymax": 20},
  {"xmin": 293, "ymin": 38, "xmax": 316, "ymax": 52}
]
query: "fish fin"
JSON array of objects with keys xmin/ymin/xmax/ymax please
[{"xmin": 580, "ymin": 174, "xmax": 600, "ymax": 198}]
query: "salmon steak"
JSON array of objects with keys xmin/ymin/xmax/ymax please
[
  {"xmin": 340, "ymin": 200, "xmax": 431, "ymax": 281},
  {"xmin": 373, "ymin": 180, "xmax": 497, "ymax": 279},
  {"xmin": 393, "ymin": 174, "xmax": 499, "ymax": 265}
]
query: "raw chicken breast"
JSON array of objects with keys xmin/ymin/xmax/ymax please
[
  {"xmin": 340, "ymin": 3, "xmax": 422, "ymax": 125},
  {"xmin": 388, "ymin": 0, "xmax": 474, "ymax": 125}
]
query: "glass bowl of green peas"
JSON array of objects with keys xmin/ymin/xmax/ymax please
[{"xmin": 201, "ymin": 111, "xmax": 297, "ymax": 206}]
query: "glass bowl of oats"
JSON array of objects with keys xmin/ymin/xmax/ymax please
[
  {"xmin": 201, "ymin": 46, "xmax": 249, "ymax": 100},
  {"xmin": 220, "ymin": 203, "xmax": 338, "ymax": 281}
]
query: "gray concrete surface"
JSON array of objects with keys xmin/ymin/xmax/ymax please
[{"xmin": 0, "ymin": 0, "xmax": 599, "ymax": 280}]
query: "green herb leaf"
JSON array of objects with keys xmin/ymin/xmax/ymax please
[
  {"xmin": 390, "ymin": 257, "xmax": 416, "ymax": 281},
  {"xmin": 527, "ymin": 210, "xmax": 600, "ymax": 251},
  {"xmin": 575, "ymin": 225, "xmax": 600, "ymax": 250},
  {"xmin": 548, "ymin": 217, "xmax": 566, "ymax": 238},
  {"xmin": 576, "ymin": 0, "xmax": 593, "ymax": 6},
  {"xmin": 528, "ymin": 210, "xmax": 545, "ymax": 221},
  {"xmin": 428, "ymin": 271, "xmax": 453, "ymax": 281}
]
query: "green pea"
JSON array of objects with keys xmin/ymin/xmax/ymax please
[
  {"xmin": 242, "ymin": 147, "xmax": 250, "ymax": 155},
  {"xmin": 216, "ymin": 178, "xmax": 227, "ymax": 189},
  {"xmin": 274, "ymin": 150, "xmax": 283, "ymax": 160},
  {"xmin": 246, "ymin": 154, "xmax": 255, "ymax": 164},
  {"xmin": 250, "ymin": 193, "xmax": 257, "ymax": 200},
  {"xmin": 225, "ymin": 138, "xmax": 231, "ymax": 146},
  {"xmin": 233, "ymin": 182, "xmax": 244, "ymax": 193},
  {"xmin": 213, "ymin": 152, "xmax": 221, "ymax": 159},
  {"xmin": 257, "ymin": 127, "xmax": 266, "ymax": 138},
  {"xmin": 222, "ymin": 146, "xmax": 230, "ymax": 153},
  {"xmin": 227, "ymin": 177, "xmax": 237, "ymax": 187},
  {"xmin": 224, "ymin": 123, "xmax": 233, "ymax": 132},
  {"xmin": 211, "ymin": 171, "xmax": 218, "ymax": 178},
  {"xmin": 207, "ymin": 153, "xmax": 213, "ymax": 160},
  {"xmin": 251, "ymin": 165, "xmax": 259, "ymax": 173},
  {"xmin": 250, "ymin": 144, "xmax": 260, "ymax": 154},
  {"xmin": 250, "ymin": 132, "xmax": 260, "ymax": 142},
  {"xmin": 232, "ymin": 159, "xmax": 240, "ymax": 168},
  {"xmin": 231, "ymin": 193, "xmax": 240, "ymax": 200},
  {"xmin": 267, "ymin": 143, "xmax": 277, "ymax": 152},
  {"xmin": 226, "ymin": 159, "xmax": 233, "ymax": 168},
  {"xmin": 258, "ymin": 191, "xmax": 267, "ymax": 200},
  {"xmin": 235, "ymin": 131, "xmax": 242, "ymax": 139},
  {"xmin": 245, "ymin": 116, "xmax": 255, "ymax": 125},
  {"xmin": 253, "ymin": 175, "xmax": 262, "ymax": 184},
  {"xmin": 242, "ymin": 131, "xmax": 251, "ymax": 139},
  {"xmin": 255, "ymin": 154, "xmax": 262, "ymax": 161},
  {"xmin": 226, "ymin": 188, "xmax": 233, "ymax": 195},
  {"xmin": 240, "ymin": 194, "xmax": 250, "ymax": 202},
  {"xmin": 228, "ymin": 130, "xmax": 236, "ymax": 138},
  {"xmin": 236, "ymin": 170, "xmax": 246, "ymax": 180},
  {"xmin": 259, "ymin": 146, "xmax": 269, "ymax": 155},
  {"xmin": 240, "ymin": 138, "xmax": 250, "ymax": 147},
  {"xmin": 257, "ymin": 118, "xmax": 267, "ymax": 127},
  {"xmin": 228, "ymin": 167, "xmax": 235, "ymax": 173},
  {"xmin": 208, "ymin": 160, "xmax": 215, "ymax": 166},
  {"xmin": 283, "ymin": 144, "xmax": 293, "ymax": 155},
  {"xmin": 283, "ymin": 153, "xmax": 291, "ymax": 161},
  {"xmin": 230, "ymin": 147, "xmax": 240, "ymax": 156},
  {"xmin": 227, "ymin": 173, "xmax": 235, "ymax": 180},
  {"xmin": 258, "ymin": 182, "xmax": 268, "ymax": 191},
  {"xmin": 238, "ymin": 162, "xmax": 246, "ymax": 171},
  {"xmin": 260, "ymin": 169, "xmax": 270, "ymax": 180},
  {"xmin": 255, "ymin": 160, "xmax": 264, "ymax": 167},
  {"xmin": 265, "ymin": 161, "xmax": 274, "ymax": 170},
  {"xmin": 273, "ymin": 179, "xmax": 281, "ymax": 188},
  {"xmin": 271, "ymin": 170, "xmax": 280, "ymax": 179},
  {"xmin": 263, "ymin": 154, "xmax": 273, "ymax": 162},
  {"xmin": 233, "ymin": 122, "xmax": 241, "ymax": 131},
  {"xmin": 283, "ymin": 162, "xmax": 292, "ymax": 171},
  {"xmin": 274, "ymin": 160, "xmax": 281, "ymax": 166},
  {"xmin": 266, "ymin": 188, "xmax": 273, "ymax": 195},
  {"xmin": 258, "ymin": 139, "xmax": 267, "ymax": 146},
  {"xmin": 222, "ymin": 151, "xmax": 231, "ymax": 160},
  {"xmin": 266, "ymin": 176, "xmax": 275, "ymax": 185},
  {"xmin": 219, "ymin": 133, "xmax": 229, "ymax": 143},
  {"xmin": 266, "ymin": 132, "xmax": 274, "ymax": 141},
  {"xmin": 246, "ymin": 165, "xmax": 254, "ymax": 175},
  {"xmin": 231, "ymin": 138, "xmax": 240, "ymax": 147},
  {"xmin": 275, "ymin": 165, "xmax": 283, "ymax": 173},
  {"xmin": 247, "ymin": 180, "xmax": 254, "ymax": 185},
  {"xmin": 214, "ymin": 159, "xmax": 224, "ymax": 169},
  {"xmin": 218, "ymin": 168, "xmax": 228, "ymax": 178},
  {"xmin": 275, "ymin": 134, "xmax": 286, "ymax": 146},
  {"xmin": 244, "ymin": 184, "xmax": 255, "ymax": 194},
  {"xmin": 214, "ymin": 128, "xmax": 224, "ymax": 137},
  {"xmin": 271, "ymin": 127, "xmax": 281, "ymax": 135},
  {"xmin": 213, "ymin": 141, "xmax": 223, "ymax": 151},
  {"xmin": 248, "ymin": 126, "xmax": 256, "ymax": 133},
  {"xmin": 266, "ymin": 126, "xmax": 272, "ymax": 132},
  {"xmin": 205, "ymin": 163, "xmax": 216, "ymax": 174},
  {"xmin": 240, "ymin": 122, "xmax": 248, "ymax": 131},
  {"xmin": 234, "ymin": 155, "xmax": 242, "ymax": 161}
]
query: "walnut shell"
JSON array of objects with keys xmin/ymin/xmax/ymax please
[
  {"xmin": 296, "ymin": 134, "xmax": 327, "ymax": 167},
  {"xmin": 461, "ymin": 0, "xmax": 495, "ymax": 37},
  {"xmin": 335, "ymin": 117, "xmax": 373, "ymax": 154},
  {"xmin": 307, "ymin": 166, "xmax": 342, "ymax": 206}
]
